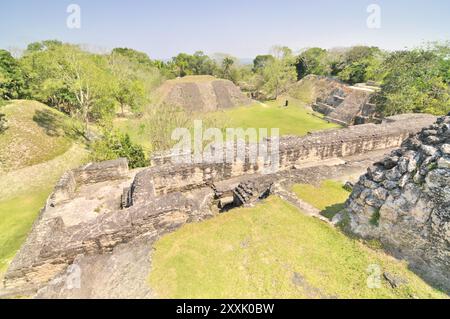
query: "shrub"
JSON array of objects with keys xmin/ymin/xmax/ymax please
[
  {"xmin": 90, "ymin": 130, "xmax": 148, "ymax": 168},
  {"xmin": 370, "ymin": 209, "xmax": 381, "ymax": 226}
]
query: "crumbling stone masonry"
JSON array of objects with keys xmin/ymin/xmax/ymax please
[
  {"xmin": 338, "ymin": 113, "xmax": 450, "ymax": 292},
  {"xmin": 288, "ymin": 75, "xmax": 380, "ymax": 126},
  {"xmin": 1, "ymin": 114, "xmax": 438, "ymax": 296}
]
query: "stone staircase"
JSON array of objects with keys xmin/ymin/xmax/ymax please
[{"xmin": 312, "ymin": 82, "xmax": 381, "ymax": 126}]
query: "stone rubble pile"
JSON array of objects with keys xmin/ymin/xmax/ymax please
[{"xmin": 339, "ymin": 112, "xmax": 450, "ymax": 291}]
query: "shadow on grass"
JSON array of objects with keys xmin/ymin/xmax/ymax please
[
  {"xmin": 33, "ymin": 109, "xmax": 64, "ymax": 137},
  {"xmin": 320, "ymin": 203, "xmax": 346, "ymax": 220},
  {"xmin": 33, "ymin": 109, "xmax": 86, "ymax": 140}
]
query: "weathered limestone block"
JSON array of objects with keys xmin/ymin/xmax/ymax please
[
  {"xmin": 49, "ymin": 171, "xmax": 76, "ymax": 205},
  {"xmin": 342, "ymin": 113, "xmax": 450, "ymax": 292},
  {"xmin": 137, "ymin": 114, "xmax": 437, "ymax": 199},
  {"xmin": 233, "ymin": 180, "xmax": 274, "ymax": 206},
  {"xmin": 3, "ymin": 191, "xmax": 209, "ymax": 293},
  {"xmin": 73, "ymin": 158, "xmax": 129, "ymax": 185}
]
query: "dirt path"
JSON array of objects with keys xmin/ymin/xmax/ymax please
[{"xmin": 0, "ymin": 144, "xmax": 88, "ymax": 201}]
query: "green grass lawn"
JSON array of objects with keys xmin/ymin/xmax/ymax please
[
  {"xmin": 114, "ymin": 118, "xmax": 153, "ymax": 152},
  {"xmin": 149, "ymin": 196, "xmax": 446, "ymax": 299},
  {"xmin": 0, "ymin": 144, "xmax": 88, "ymax": 279},
  {"xmin": 292, "ymin": 180, "xmax": 351, "ymax": 219},
  {"xmin": 114, "ymin": 98, "xmax": 340, "ymax": 152},
  {"xmin": 205, "ymin": 98, "xmax": 340, "ymax": 136},
  {"xmin": 0, "ymin": 190, "xmax": 50, "ymax": 276},
  {"xmin": 0, "ymin": 100, "xmax": 89, "ymax": 279}
]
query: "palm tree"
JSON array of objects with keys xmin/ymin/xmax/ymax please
[{"xmin": 222, "ymin": 57, "xmax": 234, "ymax": 79}]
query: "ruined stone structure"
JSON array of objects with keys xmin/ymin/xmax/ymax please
[
  {"xmin": 156, "ymin": 75, "xmax": 252, "ymax": 112},
  {"xmin": 312, "ymin": 81, "xmax": 380, "ymax": 126},
  {"xmin": 339, "ymin": 113, "xmax": 450, "ymax": 292},
  {"xmin": 288, "ymin": 75, "xmax": 380, "ymax": 126},
  {"xmin": 0, "ymin": 114, "xmax": 438, "ymax": 297}
]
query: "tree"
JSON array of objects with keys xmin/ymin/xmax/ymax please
[
  {"xmin": 111, "ymin": 48, "xmax": 153, "ymax": 67},
  {"xmin": 109, "ymin": 53, "xmax": 147, "ymax": 115},
  {"xmin": 336, "ymin": 46, "xmax": 384, "ymax": 84},
  {"xmin": 20, "ymin": 43, "xmax": 78, "ymax": 112},
  {"xmin": 90, "ymin": 129, "xmax": 148, "ymax": 168},
  {"xmin": 25, "ymin": 40, "xmax": 62, "ymax": 54},
  {"xmin": 169, "ymin": 52, "xmax": 218, "ymax": 77},
  {"xmin": 374, "ymin": 48, "xmax": 450, "ymax": 116},
  {"xmin": 253, "ymin": 55, "xmax": 274, "ymax": 72},
  {"xmin": 192, "ymin": 51, "xmax": 217, "ymax": 75},
  {"xmin": 262, "ymin": 46, "xmax": 297, "ymax": 98},
  {"xmin": 221, "ymin": 57, "xmax": 235, "ymax": 80},
  {"xmin": 171, "ymin": 53, "xmax": 193, "ymax": 77},
  {"xmin": 295, "ymin": 48, "xmax": 329, "ymax": 79},
  {"xmin": 42, "ymin": 45, "xmax": 116, "ymax": 131},
  {"xmin": 0, "ymin": 49, "xmax": 25, "ymax": 100}
]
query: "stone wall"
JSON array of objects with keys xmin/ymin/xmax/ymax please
[
  {"xmin": 73, "ymin": 158, "xmax": 129, "ymax": 185},
  {"xmin": 338, "ymin": 113, "xmax": 450, "ymax": 292},
  {"xmin": 288, "ymin": 75, "xmax": 381, "ymax": 125},
  {"xmin": 49, "ymin": 158, "xmax": 129, "ymax": 206},
  {"xmin": 1, "ymin": 114, "xmax": 438, "ymax": 295},
  {"xmin": 132, "ymin": 114, "xmax": 437, "ymax": 203},
  {"xmin": 3, "ymin": 191, "xmax": 212, "ymax": 293}
]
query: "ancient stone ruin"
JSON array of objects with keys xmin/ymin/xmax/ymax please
[
  {"xmin": 155, "ymin": 75, "xmax": 252, "ymax": 112},
  {"xmin": 339, "ymin": 113, "xmax": 450, "ymax": 292},
  {"xmin": 289, "ymin": 75, "xmax": 380, "ymax": 126},
  {"xmin": 0, "ymin": 113, "xmax": 440, "ymax": 297}
]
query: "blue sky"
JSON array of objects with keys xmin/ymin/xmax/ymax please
[{"xmin": 0, "ymin": 0, "xmax": 449, "ymax": 59}]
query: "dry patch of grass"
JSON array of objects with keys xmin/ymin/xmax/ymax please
[
  {"xmin": 0, "ymin": 100, "xmax": 79, "ymax": 173},
  {"xmin": 149, "ymin": 196, "xmax": 446, "ymax": 299}
]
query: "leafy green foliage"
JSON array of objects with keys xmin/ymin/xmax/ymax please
[
  {"xmin": 374, "ymin": 47, "xmax": 450, "ymax": 116},
  {"xmin": 111, "ymin": 47, "xmax": 154, "ymax": 67},
  {"xmin": 370, "ymin": 209, "xmax": 381, "ymax": 226},
  {"xmin": 252, "ymin": 54, "xmax": 274, "ymax": 72},
  {"xmin": 261, "ymin": 46, "xmax": 297, "ymax": 98},
  {"xmin": 296, "ymin": 47, "xmax": 330, "ymax": 79},
  {"xmin": 0, "ymin": 49, "xmax": 25, "ymax": 100},
  {"xmin": 109, "ymin": 53, "xmax": 148, "ymax": 115},
  {"xmin": 169, "ymin": 51, "xmax": 218, "ymax": 77},
  {"xmin": 90, "ymin": 129, "xmax": 148, "ymax": 168},
  {"xmin": 16, "ymin": 42, "xmax": 165, "ymax": 136},
  {"xmin": 20, "ymin": 43, "xmax": 116, "ymax": 125},
  {"xmin": 295, "ymin": 46, "xmax": 384, "ymax": 84},
  {"xmin": 221, "ymin": 57, "xmax": 235, "ymax": 80},
  {"xmin": 336, "ymin": 46, "xmax": 384, "ymax": 84}
]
